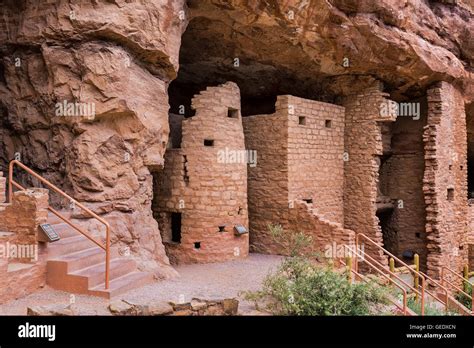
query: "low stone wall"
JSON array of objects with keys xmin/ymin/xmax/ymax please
[
  {"xmin": 288, "ymin": 200, "xmax": 355, "ymax": 259},
  {"xmin": 0, "ymin": 188, "xmax": 49, "ymax": 304},
  {"xmin": 28, "ymin": 298, "xmax": 240, "ymax": 316}
]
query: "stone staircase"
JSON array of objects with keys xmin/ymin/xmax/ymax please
[{"xmin": 46, "ymin": 212, "xmax": 154, "ymax": 298}]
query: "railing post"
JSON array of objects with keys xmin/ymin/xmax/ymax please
[
  {"xmin": 354, "ymin": 235, "xmax": 359, "ymax": 273},
  {"xmin": 414, "ymin": 254, "xmax": 419, "ymax": 301},
  {"xmin": 389, "ymin": 257, "xmax": 395, "ymax": 275},
  {"xmin": 105, "ymin": 225, "xmax": 110, "ymax": 290},
  {"xmin": 463, "ymin": 264, "xmax": 469, "ymax": 293},
  {"xmin": 471, "ymin": 282, "xmax": 473, "ymax": 314},
  {"xmin": 346, "ymin": 256, "xmax": 352, "ymax": 284},
  {"xmin": 420, "ymin": 277, "xmax": 425, "ymax": 316},
  {"xmin": 8, "ymin": 160, "xmax": 14, "ymax": 203}
]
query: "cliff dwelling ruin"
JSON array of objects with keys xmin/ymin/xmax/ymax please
[{"xmin": 0, "ymin": 0, "xmax": 473, "ymax": 311}]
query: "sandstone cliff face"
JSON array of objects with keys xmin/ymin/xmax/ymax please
[
  {"xmin": 0, "ymin": 0, "xmax": 187, "ymax": 277},
  {"xmin": 182, "ymin": 0, "xmax": 473, "ymax": 102},
  {"xmin": 0, "ymin": 0, "xmax": 472, "ymax": 274}
]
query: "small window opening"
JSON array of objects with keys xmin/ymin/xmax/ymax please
[
  {"xmin": 183, "ymin": 155, "xmax": 189, "ymax": 185},
  {"xmin": 415, "ymin": 233, "xmax": 421, "ymax": 239},
  {"xmin": 194, "ymin": 242, "xmax": 201, "ymax": 249},
  {"xmin": 298, "ymin": 116, "xmax": 306, "ymax": 125},
  {"xmin": 218, "ymin": 225, "xmax": 226, "ymax": 232},
  {"xmin": 204, "ymin": 139, "xmax": 214, "ymax": 147},
  {"xmin": 303, "ymin": 198, "xmax": 313, "ymax": 204},
  {"xmin": 228, "ymin": 108, "xmax": 239, "ymax": 118},
  {"xmin": 447, "ymin": 188, "xmax": 454, "ymax": 201},
  {"xmin": 325, "ymin": 120, "xmax": 332, "ymax": 128}
]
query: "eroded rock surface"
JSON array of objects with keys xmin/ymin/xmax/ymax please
[
  {"xmin": 0, "ymin": 0, "xmax": 188, "ymax": 276},
  {"xmin": 0, "ymin": 0, "xmax": 472, "ymax": 276},
  {"xmin": 180, "ymin": 0, "xmax": 473, "ymax": 103}
]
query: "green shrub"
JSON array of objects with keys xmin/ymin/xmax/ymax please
[
  {"xmin": 406, "ymin": 296, "xmax": 458, "ymax": 316},
  {"xmin": 244, "ymin": 224, "xmax": 389, "ymax": 315},
  {"xmin": 454, "ymin": 282, "xmax": 472, "ymax": 310},
  {"xmin": 246, "ymin": 257, "xmax": 388, "ymax": 315}
]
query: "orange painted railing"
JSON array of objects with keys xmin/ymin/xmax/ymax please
[
  {"xmin": 355, "ymin": 233, "xmax": 426, "ymax": 315},
  {"xmin": 419, "ymin": 270, "xmax": 472, "ymax": 316},
  {"xmin": 441, "ymin": 266, "xmax": 474, "ymax": 314},
  {"xmin": 8, "ymin": 160, "xmax": 110, "ymax": 290},
  {"xmin": 354, "ymin": 233, "xmax": 473, "ymax": 316},
  {"xmin": 342, "ymin": 245, "xmax": 412, "ymax": 315}
]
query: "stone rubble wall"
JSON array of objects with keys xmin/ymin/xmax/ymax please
[
  {"xmin": 423, "ymin": 82, "xmax": 469, "ymax": 283},
  {"xmin": 28, "ymin": 298, "xmax": 239, "ymax": 316}
]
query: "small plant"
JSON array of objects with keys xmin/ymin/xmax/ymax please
[
  {"xmin": 455, "ymin": 282, "xmax": 472, "ymax": 310},
  {"xmin": 406, "ymin": 297, "xmax": 458, "ymax": 316},
  {"xmin": 267, "ymin": 224, "xmax": 314, "ymax": 258},
  {"xmin": 244, "ymin": 224, "xmax": 389, "ymax": 315}
]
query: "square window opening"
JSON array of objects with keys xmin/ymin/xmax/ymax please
[
  {"xmin": 204, "ymin": 139, "xmax": 214, "ymax": 147},
  {"xmin": 298, "ymin": 116, "xmax": 306, "ymax": 125},
  {"xmin": 447, "ymin": 188, "xmax": 455, "ymax": 201},
  {"xmin": 325, "ymin": 120, "xmax": 332, "ymax": 128},
  {"xmin": 228, "ymin": 108, "xmax": 239, "ymax": 118}
]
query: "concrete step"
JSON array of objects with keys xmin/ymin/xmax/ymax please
[
  {"xmin": 70, "ymin": 258, "xmax": 137, "ymax": 289},
  {"xmin": 47, "ymin": 235, "xmax": 96, "ymax": 257},
  {"xmin": 48, "ymin": 247, "xmax": 106, "ymax": 273},
  {"xmin": 89, "ymin": 271, "xmax": 154, "ymax": 299}
]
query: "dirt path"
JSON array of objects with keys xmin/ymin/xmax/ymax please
[{"xmin": 0, "ymin": 253, "xmax": 283, "ymax": 315}]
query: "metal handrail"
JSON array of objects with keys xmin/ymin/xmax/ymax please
[
  {"xmin": 342, "ymin": 245, "xmax": 410, "ymax": 315},
  {"xmin": 345, "ymin": 244, "xmax": 425, "ymax": 314},
  {"xmin": 420, "ymin": 270, "xmax": 471, "ymax": 316},
  {"xmin": 8, "ymin": 160, "xmax": 110, "ymax": 289},
  {"xmin": 441, "ymin": 266, "xmax": 473, "ymax": 313},
  {"xmin": 355, "ymin": 233, "xmax": 426, "ymax": 315}
]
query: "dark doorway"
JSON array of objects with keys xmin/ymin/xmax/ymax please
[
  {"xmin": 377, "ymin": 210, "xmax": 397, "ymax": 256},
  {"xmin": 171, "ymin": 212, "xmax": 182, "ymax": 243}
]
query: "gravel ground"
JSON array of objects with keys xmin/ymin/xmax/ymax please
[{"xmin": 0, "ymin": 253, "xmax": 283, "ymax": 315}]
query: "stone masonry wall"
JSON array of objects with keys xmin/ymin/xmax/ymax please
[
  {"xmin": 288, "ymin": 201, "xmax": 355, "ymax": 256},
  {"xmin": 154, "ymin": 82, "xmax": 249, "ymax": 264},
  {"xmin": 243, "ymin": 101, "xmax": 289, "ymax": 254},
  {"xmin": 343, "ymin": 83, "xmax": 397, "ymax": 266},
  {"xmin": 287, "ymin": 96, "xmax": 345, "ymax": 224},
  {"xmin": 378, "ymin": 106, "xmax": 428, "ymax": 269},
  {"xmin": 423, "ymin": 82, "xmax": 469, "ymax": 283},
  {"xmin": 0, "ymin": 188, "xmax": 49, "ymax": 257},
  {"xmin": 0, "ymin": 188, "xmax": 49, "ymax": 304},
  {"xmin": 244, "ymin": 95, "xmax": 351, "ymax": 255}
]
